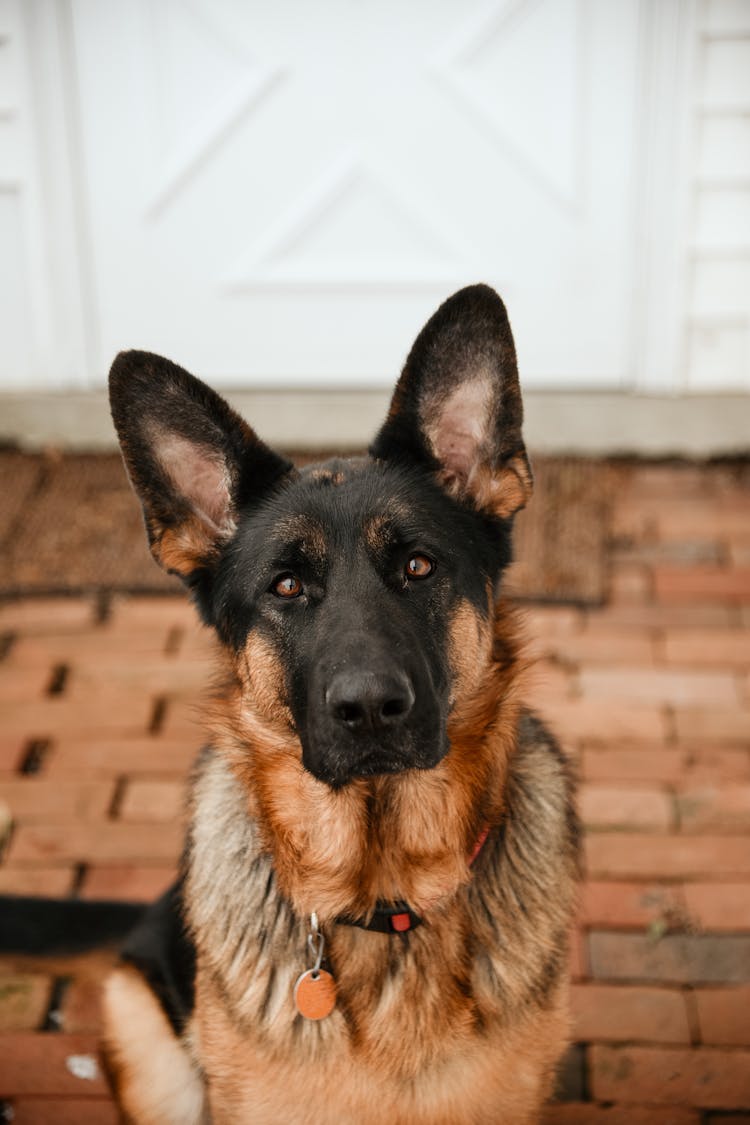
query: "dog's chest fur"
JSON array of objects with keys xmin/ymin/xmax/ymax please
[{"xmin": 184, "ymin": 711, "xmax": 576, "ymax": 1122}]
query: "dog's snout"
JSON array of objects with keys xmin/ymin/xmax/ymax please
[{"xmin": 326, "ymin": 671, "xmax": 415, "ymax": 733}]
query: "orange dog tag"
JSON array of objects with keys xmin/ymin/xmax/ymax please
[{"xmin": 294, "ymin": 969, "xmax": 337, "ymax": 1020}]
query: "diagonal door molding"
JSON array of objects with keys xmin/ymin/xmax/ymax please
[
  {"xmin": 432, "ymin": 0, "xmax": 585, "ymax": 214},
  {"xmin": 220, "ymin": 149, "xmax": 473, "ymax": 291},
  {"xmin": 145, "ymin": 0, "xmax": 284, "ymax": 218}
]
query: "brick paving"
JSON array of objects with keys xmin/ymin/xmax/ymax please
[{"xmin": 0, "ymin": 459, "xmax": 748, "ymax": 1121}]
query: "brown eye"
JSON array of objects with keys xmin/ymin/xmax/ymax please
[
  {"xmin": 405, "ymin": 554, "xmax": 434, "ymax": 580},
  {"xmin": 272, "ymin": 574, "xmax": 304, "ymax": 598}
]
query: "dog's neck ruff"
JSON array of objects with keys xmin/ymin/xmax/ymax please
[{"xmin": 334, "ymin": 824, "xmax": 491, "ymax": 935}]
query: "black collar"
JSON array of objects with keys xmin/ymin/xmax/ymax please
[
  {"xmin": 333, "ymin": 824, "xmax": 492, "ymax": 936},
  {"xmin": 336, "ymin": 901, "xmax": 422, "ymax": 934}
]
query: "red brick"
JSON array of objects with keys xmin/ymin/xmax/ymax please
[
  {"xmin": 654, "ymin": 567, "xmax": 750, "ymax": 603},
  {"xmin": 730, "ymin": 542, "xmax": 750, "ymax": 566},
  {"xmin": 614, "ymin": 541, "xmax": 723, "ymax": 567},
  {"xmin": 176, "ymin": 623, "xmax": 218, "ymax": 658},
  {"xmin": 524, "ymin": 606, "xmax": 583, "ymax": 639},
  {"xmin": 0, "ymin": 866, "xmax": 75, "ymax": 896},
  {"xmin": 581, "ymin": 747, "xmax": 750, "ymax": 785},
  {"xmin": 0, "ymin": 665, "xmax": 54, "ymax": 702},
  {"xmin": 65, "ymin": 656, "xmax": 212, "ymax": 699},
  {"xmin": 45, "ymin": 737, "xmax": 200, "ymax": 778},
  {"xmin": 582, "ymin": 748, "xmax": 681, "ymax": 783},
  {"xmin": 80, "ymin": 863, "xmax": 177, "ymax": 902},
  {"xmin": 608, "ymin": 562, "xmax": 652, "ymax": 603},
  {"xmin": 578, "ymin": 785, "xmax": 673, "ymax": 831},
  {"xmin": 579, "ymin": 882, "xmax": 687, "ymax": 930},
  {"xmin": 578, "ymin": 667, "xmax": 738, "ymax": 707},
  {"xmin": 663, "ymin": 629, "xmax": 750, "ymax": 667},
  {"xmin": 671, "ymin": 748, "xmax": 750, "ymax": 783},
  {"xmin": 0, "ymin": 1032, "xmax": 109, "ymax": 1095},
  {"xmin": 2, "ymin": 779, "xmax": 115, "ymax": 823},
  {"xmin": 624, "ymin": 465, "xmax": 712, "ymax": 498},
  {"xmin": 60, "ymin": 977, "xmax": 103, "ymax": 1034},
  {"xmin": 0, "ymin": 735, "xmax": 25, "ymax": 773},
  {"xmin": 118, "ymin": 779, "xmax": 186, "ymax": 822},
  {"xmin": 528, "ymin": 662, "xmax": 575, "ymax": 703},
  {"xmin": 590, "ymin": 1044, "xmax": 750, "ymax": 1108},
  {"xmin": 571, "ymin": 983, "xmax": 690, "ymax": 1044},
  {"xmin": 589, "ymin": 932, "xmax": 750, "ymax": 984},
  {"xmin": 6, "ymin": 822, "xmax": 182, "ymax": 864},
  {"xmin": 160, "ymin": 696, "xmax": 209, "ymax": 738},
  {"xmin": 569, "ymin": 925, "xmax": 588, "ymax": 981},
  {"xmin": 0, "ymin": 697, "xmax": 152, "ymax": 739},
  {"xmin": 676, "ymin": 786, "xmax": 750, "ymax": 833},
  {"xmin": 683, "ymin": 883, "xmax": 750, "ymax": 932},
  {"xmin": 107, "ymin": 594, "xmax": 192, "ymax": 629},
  {"xmin": 0, "ymin": 975, "xmax": 53, "ymax": 1031},
  {"xmin": 544, "ymin": 631, "xmax": 655, "ymax": 665},
  {"xmin": 610, "ymin": 496, "xmax": 653, "ymax": 541},
  {"xmin": 10, "ymin": 1099, "xmax": 119, "ymax": 1125},
  {"xmin": 696, "ymin": 986, "xmax": 750, "ymax": 1046},
  {"xmin": 585, "ymin": 834, "xmax": 750, "ymax": 880},
  {"xmin": 542, "ymin": 1107, "xmax": 699, "ymax": 1124},
  {"xmin": 673, "ymin": 707, "xmax": 750, "ymax": 743},
  {"xmin": 586, "ymin": 604, "xmax": 737, "ymax": 630},
  {"xmin": 655, "ymin": 502, "xmax": 750, "ymax": 542},
  {"xmin": 0, "ymin": 599, "xmax": 96, "ymax": 634},
  {"xmin": 7, "ymin": 631, "xmax": 171, "ymax": 668},
  {"xmin": 539, "ymin": 700, "xmax": 667, "ymax": 744}
]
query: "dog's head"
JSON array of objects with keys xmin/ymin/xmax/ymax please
[{"xmin": 110, "ymin": 285, "xmax": 531, "ymax": 789}]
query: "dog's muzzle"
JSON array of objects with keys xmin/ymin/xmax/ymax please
[
  {"xmin": 300, "ymin": 662, "xmax": 447, "ymax": 788},
  {"xmin": 325, "ymin": 670, "xmax": 415, "ymax": 734}
]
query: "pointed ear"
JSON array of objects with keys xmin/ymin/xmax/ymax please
[
  {"xmin": 370, "ymin": 285, "xmax": 532, "ymax": 519},
  {"xmin": 109, "ymin": 351, "xmax": 293, "ymax": 580}
]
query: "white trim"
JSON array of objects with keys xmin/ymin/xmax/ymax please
[
  {"xmin": 630, "ymin": 0, "xmax": 699, "ymax": 393},
  {"xmin": 19, "ymin": 0, "xmax": 93, "ymax": 387},
  {"xmin": 2, "ymin": 389, "xmax": 748, "ymax": 457}
]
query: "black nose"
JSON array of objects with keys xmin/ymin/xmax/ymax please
[{"xmin": 326, "ymin": 671, "xmax": 415, "ymax": 733}]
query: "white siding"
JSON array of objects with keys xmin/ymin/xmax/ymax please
[{"xmin": 686, "ymin": 0, "xmax": 750, "ymax": 389}]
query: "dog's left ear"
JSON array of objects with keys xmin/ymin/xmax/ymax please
[
  {"xmin": 109, "ymin": 350, "xmax": 293, "ymax": 581},
  {"xmin": 370, "ymin": 285, "xmax": 532, "ymax": 519}
]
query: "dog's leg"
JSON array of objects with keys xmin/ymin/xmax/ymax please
[{"xmin": 103, "ymin": 964, "xmax": 206, "ymax": 1125}]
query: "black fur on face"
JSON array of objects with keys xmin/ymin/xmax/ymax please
[
  {"xmin": 210, "ymin": 457, "xmax": 511, "ymax": 786},
  {"xmin": 109, "ymin": 285, "xmax": 531, "ymax": 787}
]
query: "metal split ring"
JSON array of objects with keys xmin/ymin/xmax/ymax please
[{"xmin": 307, "ymin": 911, "xmax": 325, "ymax": 978}]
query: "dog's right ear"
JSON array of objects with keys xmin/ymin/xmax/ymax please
[
  {"xmin": 370, "ymin": 285, "xmax": 532, "ymax": 520},
  {"xmin": 109, "ymin": 351, "xmax": 293, "ymax": 581}
]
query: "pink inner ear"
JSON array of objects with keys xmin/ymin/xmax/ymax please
[
  {"xmin": 425, "ymin": 375, "xmax": 493, "ymax": 485},
  {"xmin": 154, "ymin": 431, "xmax": 233, "ymax": 534}
]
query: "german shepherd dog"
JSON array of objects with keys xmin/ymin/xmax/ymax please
[{"xmin": 104, "ymin": 285, "xmax": 579, "ymax": 1123}]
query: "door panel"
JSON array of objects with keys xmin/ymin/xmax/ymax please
[{"xmin": 72, "ymin": 0, "xmax": 640, "ymax": 388}]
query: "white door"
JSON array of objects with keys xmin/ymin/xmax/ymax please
[{"xmin": 69, "ymin": 0, "xmax": 641, "ymax": 390}]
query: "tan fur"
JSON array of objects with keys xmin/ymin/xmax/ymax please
[
  {"xmin": 308, "ymin": 468, "xmax": 345, "ymax": 486},
  {"xmin": 105, "ymin": 290, "xmax": 572, "ymax": 1122},
  {"xmin": 363, "ymin": 512, "xmax": 392, "ymax": 551},
  {"xmin": 150, "ymin": 597, "xmax": 578, "ymax": 1123},
  {"xmin": 180, "ymin": 704, "xmax": 575, "ymax": 1121},
  {"xmin": 214, "ymin": 605, "xmax": 524, "ymax": 923},
  {"xmin": 105, "ymin": 589, "xmax": 577, "ymax": 1123},
  {"xmin": 437, "ymin": 450, "xmax": 533, "ymax": 519},
  {"xmin": 102, "ymin": 965, "xmax": 206, "ymax": 1125},
  {"xmin": 156, "ymin": 519, "xmax": 221, "ymax": 577},
  {"xmin": 194, "ymin": 967, "xmax": 568, "ymax": 1124},
  {"xmin": 272, "ymin": 514, "xmax": 328, "ymax": 562}
]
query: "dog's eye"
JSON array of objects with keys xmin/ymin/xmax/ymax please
[
  {"xmin": 272, "ymin": 574, "xmax": 304, "ymax": 598},
  {"xmin": 405, "ymin": 554, "xmax": 435, "ymax": 580}
]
